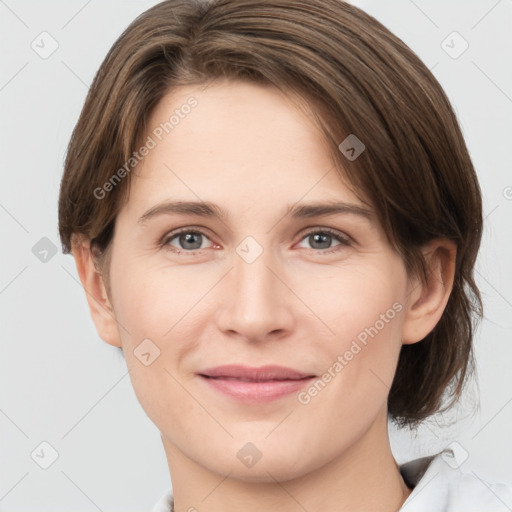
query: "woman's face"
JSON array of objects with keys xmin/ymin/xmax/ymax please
[{"xmin": 107, "ymin": 80, "xmax": 413, "ymax": 481}]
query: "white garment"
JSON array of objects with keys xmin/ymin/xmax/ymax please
[
  {"xmin": 151, "ymin": 449, "xmax": 512, "ymax": 512},
  {"xmin": 399, "ymin": 449, "xmax": 512, "ymax": 511}
]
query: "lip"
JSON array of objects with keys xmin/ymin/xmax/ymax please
[{"xmin": 197, "ymin": 365, "xmax": 316, "ymax": 403}]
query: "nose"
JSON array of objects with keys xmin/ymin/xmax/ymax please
[{"xmin": 215, "ymin": 243, "xmax": 295, "ymax": 343}]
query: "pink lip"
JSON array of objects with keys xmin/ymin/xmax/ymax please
[{"xmin": 197, "ymin": 365, "xmax": 315, "ymax": 403}]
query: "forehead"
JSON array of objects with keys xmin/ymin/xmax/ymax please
[
  {"xmin": 149, "ymin": 80, "xmax": 330, "ymax": 162},
  {"xmin": 124, "ymin": 80, "xmax": 367, "ymax": 215}
]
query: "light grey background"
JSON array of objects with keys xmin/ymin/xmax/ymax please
[{"xmin": 1, "ymin": 0, "xmax": 511, "ymax": 510}]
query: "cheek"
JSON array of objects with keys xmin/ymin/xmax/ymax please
[
  {"xmin": 109, "ymin": 254, "xmax": 213, "ymax": 347},
  {"xmin": 108, "ymin": 256, "xmax": 211, "ymax": 427},
  {"xmin": 294, "ymin": 262, "xmax": 406, "ymax": 401},
  {"xmin": 297, "ymin": 292, "xmax": 403, "ymax": 433},
  {"xmin": 293, "ymin": 260, "xmax": 405, "ymax": 346}
]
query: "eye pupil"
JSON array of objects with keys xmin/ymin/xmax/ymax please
[
  {"xmin": 180, "ymin": 232, "xmax": 202, "ymax": 250},
  {"xmin": 310, "ymin": 233, "xmax": 331, "ymax": 249}
]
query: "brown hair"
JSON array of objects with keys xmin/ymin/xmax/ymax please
[{"xmin": 58, "ymin": 0, "xmax": 483, "ymax": 427}]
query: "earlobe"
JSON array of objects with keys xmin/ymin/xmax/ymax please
[
  {"xmin": 71, "ymin": 236, "xmax": 122, "ymax": 348},
  {"xmin": 401, "ymin": 240, "xmax": 457, "ymax": 345}
]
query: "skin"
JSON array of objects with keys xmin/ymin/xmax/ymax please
[{"xmin": 73, "ymin": 80, "xmax": 456, "ymax": 512}]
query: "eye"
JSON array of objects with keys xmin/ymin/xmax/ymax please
[
  {"xmin": 296, "ymin": 228, "xmax": 351, "ymax": 253},
  {"xmin": 163, "ymin": 228, "xmax": 214, "ymax": 253},
  {"xmin": 161, "ymin": 226, "xmax": 351, "ymax": 255}
]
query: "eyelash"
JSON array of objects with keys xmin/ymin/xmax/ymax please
[{"xmin": 160, "ymin": 226, "xmax": 352, "ymax": 255}]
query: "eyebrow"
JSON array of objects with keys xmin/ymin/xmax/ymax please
[{"xmin": 137, "ymin": 200, "xmax": 373, "ymax": 224}]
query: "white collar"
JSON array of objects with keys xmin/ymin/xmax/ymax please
[{"xmin": 399, "ymin": 449, "xmax": 512, "ymax": 511}]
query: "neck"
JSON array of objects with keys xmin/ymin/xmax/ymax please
[{"xmin": 163, "ymin": 409, "xmax": 412, "ymax": 512}]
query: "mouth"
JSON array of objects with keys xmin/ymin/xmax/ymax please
[
  {"xmin": 199, "ymin": 375, "xmax": 313, "ymax": 382},
  {"xmin": 197, "ymin": 365, "xmax": 316, "ymax": 403}
]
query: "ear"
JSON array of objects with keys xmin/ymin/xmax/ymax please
[
  {"xmin": 71, "ymin": 236, "xmax": 122, "ymax": 348},
  {"xmin": 401, "ymin": 239, "xmax": 457, "ymax": 345}
]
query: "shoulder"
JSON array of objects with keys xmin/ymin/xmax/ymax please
[{"xmin": 399, "ymin": 449, "xmax": 512, "ymax": 512}]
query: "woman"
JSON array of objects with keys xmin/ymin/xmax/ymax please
[{"xmin": 58, "ymin": 0, "xmax": 511, "ymax": 510}]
